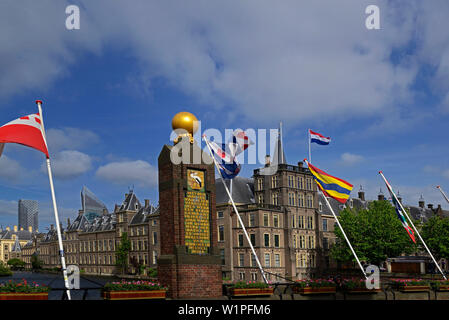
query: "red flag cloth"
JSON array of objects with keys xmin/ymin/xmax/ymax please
[{"xmin": 0, "ymin": 113, "xmax": 49, "ymax": 158}]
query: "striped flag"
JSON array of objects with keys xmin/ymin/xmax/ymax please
[
  {"xmin": 306, "ymin": 160, "xmax": 353, "ymax": 204},
  {"xmin": 0, "ymin": 113, "xmax": 48, "ymax": 158},
  {"xmin": 309, "ymin": 129, "xmax": 331, "ymax": 145}
]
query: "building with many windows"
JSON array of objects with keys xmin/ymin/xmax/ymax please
[{"xmin": 18, "ymin": 199, "xmax": 39, "ymax": 232}]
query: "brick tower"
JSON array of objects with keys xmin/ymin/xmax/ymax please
[{"xmin": 157, "ymin": 112, "xmax": 222, "ymax": 299}]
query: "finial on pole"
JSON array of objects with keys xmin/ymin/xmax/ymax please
[{"xmin": 35, "ymin": 100, "xmax": 43, "ymax": 105}]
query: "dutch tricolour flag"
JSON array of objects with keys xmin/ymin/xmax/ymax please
[{"xmin": 309, "ymin": 129, "xmax": 331, "ymax": 145}]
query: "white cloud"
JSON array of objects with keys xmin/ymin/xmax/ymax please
[
  {"xmin": 46, "ymin": 127, "xmax": 100, "ymax": 152},
  {"xmin": 0, "ymin": 155, "xmax": 23, "ymax": 182},
  {"xmin": 4, "ymin": 1, "xmax": 448, "ymax": 126},
  {"xmin": 340, "ymin": 152, "xmax": 364, "ymax": 166},
  {"xmin": 95, "ymin": 160, "xmax": 158, "ymax": 188},
  {"xmin": 41, "ymin": 150, "xmax": 92, "ymax": 179}
]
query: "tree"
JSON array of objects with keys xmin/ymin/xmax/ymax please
[
  {"xmin": 115, "ymin": 232, "xmax": 131, "ymax": 274},
  {"xmin": 331, "ymin": 200, "xmax": 417, "ymax": 266},
  {"xmin": 421, "ymin": 215, "xmax": 449, "ymax": 262},
  {"xmin": 7, "ymin": 258, "xmax": 25, "ymax": 270},
  {"xmin": 0, "ymin": 261, "xmax": 12, "ymax": 276},
  {"xmin": 31, "ymin": 253, "xmax": 43, "ymax": 270}
]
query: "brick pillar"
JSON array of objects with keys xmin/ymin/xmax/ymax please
[{"xmin": 157, "ymin": 139, "xmax": 222, "ymax": 299}]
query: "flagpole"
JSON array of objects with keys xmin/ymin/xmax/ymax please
[
  {"xmin": 380, "ymin": 172, "xmax": 447, "ymax": 280},
  {"xmin": 36, "ymin": 100, "xmax": 72, "ymax": 299},
  {"xmin": 203, "ymin": 135, "xmax": 269, "ymax": 284},
  {"xmin": 308, "ymin": 129, "xmax": 311, "ymax": 165},
  {"xmin": 304, "ymin": 159, "xmax": 367, "ymax": 279},
  {"xmin": 437, "ymin": 186, "xmax": 449, "ymax": 205}
]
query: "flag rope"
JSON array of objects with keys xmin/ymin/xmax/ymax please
[
  {"xmin": 380, "ymin": 172, "xmax": 447, "ymax": 280},
  {"xmin": 203, "ymin": 135, "xmax": 269, "ymax": 284}
]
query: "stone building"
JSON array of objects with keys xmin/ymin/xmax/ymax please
[{"xmin": 0, "ymin": 225, "xmax": 33, "ymax": 264}]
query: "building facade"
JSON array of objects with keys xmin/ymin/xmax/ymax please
[{"xmin": 18, "ymin": 199, "xmax": 39, "ymax": 232}]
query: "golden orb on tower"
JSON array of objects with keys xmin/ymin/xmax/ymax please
[{"xmin": 172, "ymin": 111, "xmax": 199, "ymax": 144}]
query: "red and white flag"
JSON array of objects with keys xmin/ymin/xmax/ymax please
[{"xmin": 0, "ymin": 113, "xmax": 49, "ymax": 158}]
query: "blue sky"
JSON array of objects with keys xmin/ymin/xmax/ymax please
[{"xmin": 1, "ymin": 0, "xmax": 449, "ymax": 229}]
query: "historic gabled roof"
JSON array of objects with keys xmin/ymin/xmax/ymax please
[
  {"xmin": 216, "ymin": 177, "xmax": 255, "ymax": 205},
  {"xmin": 130, "ymin": 203, "xmax": 159, "ymax": 225},
  {"xmin": 0, "ymin": 229, "xmax": 32, "ymax": 241},
  {"xmin": 119, "ymin": 191, "xmax": 142, "ymax": 212},
  {"xmin": 11, "ymin": 237, "xmax": 21, "ymax": 252},
  {"xmin": 41, "ymin": 228, "xmax": 65, "ymax": 243}
]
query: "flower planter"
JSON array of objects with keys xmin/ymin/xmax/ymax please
[
  {"xmin": 102, "ymin": 290, "xmax": 166, "ymax": 300},
  {"xmin": 294, "ymin": 286, "xmax": 336, "ymax": 294},
  {"xmin": 0, "ymin": 292, "xmax": 49, "ymax": 300},
  {"xmin": 229, "ymin": 288, "xmax": 273, "ymax": 297},
  {"xmin": 434, "ymin": 286, "xmax": 449, "ymax": 292},
  {"xmin": 343, "ymin": 288, "xmax": 382, "ymax": 293},
  {"xmin": 398, "ymin": 285, "xmax": 430, "ymax": 292}
]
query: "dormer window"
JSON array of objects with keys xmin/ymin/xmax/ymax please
[
  {"xmin": 135, "ymin": 203, "xmax": 139, "ymax": 210},
  {"xmin": 319, "ymin": 202, "xmax": 323, "ymax": 212}
]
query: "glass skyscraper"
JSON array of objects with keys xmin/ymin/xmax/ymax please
[
  {"xmin": 18, "ymin": 199, "xmax": 38, "ymax": 231},
  {"xmin": 81, "ymin": 186, "xmax": 108, "ymax": 222}
]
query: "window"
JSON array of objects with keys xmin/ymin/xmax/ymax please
[
  {"xmin": 153, "ymin": 251, "xmax": 158, "ymax": 264},
  {"xmin": 152, "ymin": 220, "xmax": 157, "ymax": 226},
  {"xmin": 264, "ymin": 253, "xmax": 271, "ymax": 267},
  {"xmin": 218, "ymin": 225, "xmax": 224, "ymax": 242},
  {"xmin": 310, "ymin": 254, "xmax": 316, "ymax": 268},
  {"xmin": 275, "ymin": 254, "xmax": 281, "ymax": 267},
  {"xmin": 299, "ymin": 235, "xmax": 306, "ymax": 249},
  {"xmin": 239, "ymin": 253, "xmax": 245, "ymax": 267},
  {"xmin": 323, "ymin": 237, "xmax": 329, "ymax": 250},
  {"xmin": 306, "ymin": 194, "xmax": 313, "ymax": 208},
  {"xmin": 271, "ymin": 176, "xmax": 278, "ymax": 188},
  {"xmin": 271, "ymin": 193, "xmax": 279, "ymax": 205},
  {"xmin": 298, "ymin": 194, "xmax": 305, "ymax": 207},
  {"xmin": 322, "ymin": 219, "xmax": 328, "ymax": 231},
  {"xmin": 218, "ymin": 211, "xmax": 224, "ymax": 219},
  {"xmin": 288, "ymin": 175, "xmax": 294, "ymax": 187},
  {"xmin": 263, "ymin": 213, "xmax": 269, "ymax": 227},
  {"xmin": 257, "ymin": 193, "xmax": 264, "ymax": 204},
  {"xmin": 153, "ymin": 232, "xmax": 158, "ymax": 245},
  {"xmin": 298, "ymin": 216, "xmax": 305, "ymax": 229},
  {"xmin": 274, "ymin": 234, "xmax": 280, "ymax": 248},
  {"xmin": 257, "ymin": 178, "xmax": 264, "ymax": 191},
  {"xmin": 273, "ymin": 214, "xmax": 279, "ymax": 227},
  {"xmin": 307, "ymin": 216, "xmax": 314, "ymax": 229},
  {"xmin": 307, "ymin": 235, "xmax": 315, "ymax": 249},
  {"xmin": 251, "ymin": 272, "xmax": 258, "ymax": 281},
  {"xmin": 319, "ymin": 202, "xmax": 323, "ymax": 212},
  {"xmin": 293, "ymin": 234, "xmax": 297, "ymax": 248},
  {"xmin": 306, "ymin": 178, "xmax": 312, "ymax": 190},
  {"xmin": 264, "ymin": 234, "xmax": 270, "ymax": 247},
  {"xmin": 250, "ymin": 233, "xmax": 256, "ymax": 246},
  {"xmin": 238, "ymin": 234, "xmax": 244, "ymax": 247},
  {"xmin": 249, "ymin": 214, "xmax": 256, "ymax": 227},
  {"xmin": 251, "ymin": 253, "xmax": 257, "ymax": 267},
  {"xmin": 297, "ymin": 177, "xmax": 304, "ymax": 189},
  {"xmin": 292, "ymin": 214, "xmax": 296, "ymax": 228},
  {"xmin": 239, "ymin": 272, "xmax": 245, "ymax": 280}
]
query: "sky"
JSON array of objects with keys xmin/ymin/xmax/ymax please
[{"xmin": 1, "ymin": 0, "xmax": 449, "ymax": 229}]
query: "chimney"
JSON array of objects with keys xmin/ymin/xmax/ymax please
[
  {"xmin": 145, "ymin": 199, "xmax": 150, "ymax": 207},
  {"xmin": 298, "ymin": 161, "xmax": 303, "ymax": 168},
  {"xmin": 378, "ymin": 189, "xmax": 385, "ymax": 201},
  {"xmin": 265, "ymin": 155, "xmax": 271, "ymax": 167},
  {"xmin": 419, "ymin": 195, "xmax": 425, "ymax": 209},
  {"xmin": 28, "ymin": 226, "xmax": 33, "ymax": 233},
  {"xmin": 78, "ymin": 209, "xmax": 84, "ymax": 216},
  {"xmin": 103, "ymin": 208, "xmax": 108, "ymax": 215},
  {"xmin": 50, "ymin": 224, "xmax": 54, "ymax": 230},
  {"xmin": 428, "ymin": 204, "xmax": 433, "ymax": 210},
  {"xmin": 13, "ymin": 225, "xmax": 17, "ymax": 232},
  {"xmin": 358, "ymin": 185, "xmax": 365, "ymax": 201},
  {"xmin": 67, "ymin": 218, "xmax": 71, "ymax": 227}
]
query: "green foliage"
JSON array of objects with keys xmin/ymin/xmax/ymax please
[
  {"xmin": 231, "ymin": 281, "xmax": 270, "ymax": 289},
  {"xmin": 421, "ymin": 215, "xmax": 449, "ymax": 261},
  {"xmin": 30, "ymin": 254, "xmax": 42, "ymax": 270},
  {"xmin": 295, "ymin": 279, "xmax": 336, "ymax": 288},
  {"xmin": 340, "ymin": 278, "xmax": 366, "ymax": 290},
  {"xmin": 0, "ymin": 280, "xmax": 50, "ymax": 293},
  {"xmin": 430, "ymin": 280, "xmax": 449, "ymax": 290},
  {"xmin": 0, "ymin": 262, "xmax": 12, "ymax": 277},
  {"xmin": 390, "ymin": 278, "xmax": 429, "ymax": 288},
  {"xmin": 103, "ymin": 280, "xmax": 166, "ymax": 292},
  {"xmin": 7, "ymin": 258, "xmax": 25, "ymax": 270},
  {"xmin": 115, "ymin": 232, "xmax": 131, "ymax": 274},
  {"xmin": 147, "ymin": 267, "xmax": 157, "ymax": 278},
  {"xmin": 330, "ymin": 200, "xmax": 417, "ymax": 265}
]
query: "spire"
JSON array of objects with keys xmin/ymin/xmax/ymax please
[{"xmin": 272, "ymin": 121, "xmax": 286, "ymax": 165}]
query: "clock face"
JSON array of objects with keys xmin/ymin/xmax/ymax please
[{"xmin": 187, "ymin": 169, "xmax": 205, "ymax": 192}]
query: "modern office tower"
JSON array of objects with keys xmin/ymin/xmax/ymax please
[
  {"xmin": 18, "ymin": 200, "xmax": 39, "ymax": 232},
  {"xmin": 81, "ymin": 186, "xmax": 108, "ymax": 222}
]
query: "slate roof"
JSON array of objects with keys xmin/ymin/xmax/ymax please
[
  {"xmin": 130, "ymin": 203, "xmax": 159, "ymax": 225},
  {"xmin": 0, "ymin": 229, "xmax": 33, "ymax": 241},
  {"xmin": 119, "ymin": 191, "xmax": 142, "ymax": 211},
  {"xmin": 216, "ymin": 177, "xmax": 255, "ymax": 205}
]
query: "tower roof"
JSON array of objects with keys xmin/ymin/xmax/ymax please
[{"xmin": 272, "ymin": 122, "xmax": 286, "ymax": 165}]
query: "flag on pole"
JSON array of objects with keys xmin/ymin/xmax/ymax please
[
  {"xmin": 309, "ymin": 129, "xmax": 331, "ymax": 145},
  {"xmin": 382, "ymin": 177, "xmax": 416, "ymax": 243},
  {"xmin": 204, "ymin": 130, "xmax": 254, "ymax": 180},
  {"xmin": 0, "ymin": 113, "xmax": 49, "ymax": 158},
  {"xmin": 306, "ymin": 160, "xmax": 353, "ymax": 203}
]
